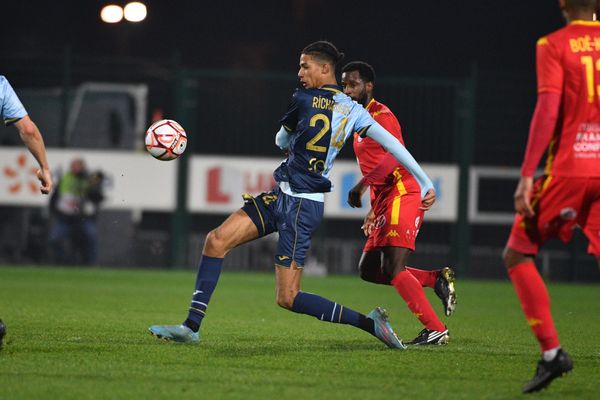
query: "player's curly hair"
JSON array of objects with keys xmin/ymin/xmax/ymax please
[
  {"xmin": 342, "ymin": 61, "xmax": 376, "ymax": 84},
  {"xmin": 302, "ymin": 41, "xmax": 345, "ymax": 66}
]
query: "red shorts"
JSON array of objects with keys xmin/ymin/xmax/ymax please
[
  {"xmin": 507, "ymin": 176, "xmax": 600, "ymax": 256},
  {"xmin": 363, "ymin": 179, "xmax": 424, "ymax": 252}
]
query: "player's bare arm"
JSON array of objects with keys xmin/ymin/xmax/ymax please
[
  {"xmin": 347, "ymin": 180, "xmax": 368, "ymax": 208},
  {"xmin": 14, "ymin": 115, "xmax": 53, "ymax": 194}
]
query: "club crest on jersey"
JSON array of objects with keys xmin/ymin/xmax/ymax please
[{"xmin": 374, "ymin": 215, "xmax": 386, "ymax": 230}]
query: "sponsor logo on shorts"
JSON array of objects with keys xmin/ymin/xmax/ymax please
[
  {"xmin": 415, "ymin": 216, "xmax": 420, "ymax": 228},
  {"xmin": 277, "ymin": 255, "xmax": 290, "ymax": 261},
  {"xmin": 386, "ymin": 230, "xmax": 399, "ymax": 237},
  {"xmin": 559, "ymin": 207, "xmax": 577, "ymax": 220}
]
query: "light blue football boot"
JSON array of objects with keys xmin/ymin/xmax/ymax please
[
  {"xmin": 148, "ymin": 324, "xmax": 199, "ymax": 343},
  {"xmin": 367, "ymin": 307, "xmax": 406, "ymax": 349}
]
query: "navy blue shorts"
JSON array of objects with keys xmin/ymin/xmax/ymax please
[{"xmin": 241, "ymin": 188, "xmax": 324, "ymax": 268}]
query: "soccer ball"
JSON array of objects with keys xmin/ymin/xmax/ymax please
[{"xmin": 145, "ymin": 119, "xmax": 188, "ymax": 161}]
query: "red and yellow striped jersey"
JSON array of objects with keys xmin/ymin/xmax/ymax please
[
  {"xmin": 537, "ymin": 20, "xmax": 600, "ymax": 176},
  {"xmin": 353, "ymin": 99, "xmax": 417, "ymax": 202}
]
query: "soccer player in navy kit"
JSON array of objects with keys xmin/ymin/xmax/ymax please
[{"xmin": 149, "ymin": 41, "xmax": 435, "ymax": 348}]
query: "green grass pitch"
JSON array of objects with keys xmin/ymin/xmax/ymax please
[{"xmin": 0, "ymin": 265, "xmax": 598, "ymax": 399}]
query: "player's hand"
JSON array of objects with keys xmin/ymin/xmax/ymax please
[
  {"xmin": 347, "ymin": 181, "xmax": 368, "ymax": 208},
  {"xmin": 514, "ymin": 176, "xmax": 534, "ymax": 218},
  {"xmin": 37, "ymin": 168, "xmax": 53, "ymax": 195},
  {"xmin": 419, "ymin": 188, "xmax": 436, "ymax": 211},
  {"xmin": 361, "ymin": 208, "xmax": 376, "ymax": 237}
]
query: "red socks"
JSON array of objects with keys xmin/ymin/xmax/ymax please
[
  {"xmin": 405, "ymin": 266, "xmax": 438, "ymax": 288},
  {"xmin": 508, "ymin": 261, "xmax": 560, "ymax": 351},
  {"xmin": 392, "ymin": 270, "xmax": 446, "ymax": 332}
]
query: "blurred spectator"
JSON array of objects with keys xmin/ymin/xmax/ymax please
[{"xmin": 49, "ymin": 158, "xmax": 105, "ymax": 265}]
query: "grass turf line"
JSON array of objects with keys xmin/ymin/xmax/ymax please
[{"xmin": 0, "ymin": 265, "xmax": 598, "ymax": 399}]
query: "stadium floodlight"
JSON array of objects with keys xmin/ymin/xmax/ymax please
[
  {"xmin": 100, "ymin": 4, "xmax": 124, "ymax": 23},
  {"xmin": 124, "ymin": 2, "xmax": 147, "ymax": 22}
]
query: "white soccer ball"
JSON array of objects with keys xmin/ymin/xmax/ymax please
[{"xmin": 145, "ymin": 119, "xmax": 188, "ymax": 161}]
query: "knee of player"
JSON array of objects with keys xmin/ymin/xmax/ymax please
[
  {"xmin": 503, "ymin": 246, "xmax": 529, "ymax": 269},
  {"xmin": 501, "ymin": 247, "xmax": 515, "ymax": 269},
  {"xmin": 358, "ymin": 264, "xmax": 373, "ymax": 282},
  {"xmin": 204, "ymin": 228, "xmax": 229, "ymax": 255},
  {"xmin": 275, "ymin": 289, "xmax": 297, "ymax": 310}
]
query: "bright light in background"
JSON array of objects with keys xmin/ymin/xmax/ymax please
[
  {"xmin": 100, "ymin": 5, "xmax": 124, "ymax": 23},
  {"xmin": 124, "ymin": 2, "xmax": 147, "ymax": 22}
]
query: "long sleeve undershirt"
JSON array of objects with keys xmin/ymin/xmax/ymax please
[{"xmin": 520, "ymin": 92, "xmax": 561, "ymax": 177}]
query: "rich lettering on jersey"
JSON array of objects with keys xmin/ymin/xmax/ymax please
[
  {"xmin": 568, "ymin": 35, "xmax": 600, "ymax": 53},
  {"xmin": 312, "ymin": 96, "xmax": 334, "ymax": 111}
]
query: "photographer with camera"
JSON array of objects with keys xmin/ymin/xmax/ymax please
[{"xmin": 49, "ymin": 158, "xmax": 104, "ymax": 265}]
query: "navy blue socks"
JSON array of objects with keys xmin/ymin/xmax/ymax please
[
  {"xmin": 291, "ymin": 291, "xmax": 374, "ymax": 334},
  {"xmin": 183, "ymin": 255, "xmax": 223, "ymax": 332},
  {"xmin": 183, "ymin": 258, "xmax": 375, "ymax": 336}
]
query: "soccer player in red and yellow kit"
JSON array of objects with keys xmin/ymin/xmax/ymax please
[
  {"xmin": 503, "ymin": 0, "xmax": 600, "ymax": 393},
  {"xmin": 342, "ymin": 61, "xmax": 456, "ymax": 346}
]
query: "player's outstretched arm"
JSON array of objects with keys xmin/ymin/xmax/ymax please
[
  {"xmin": 14, "ymin": 115, "xmax": 53, "ymax": 194},
  {"xmin": 365, "ymin": 122, "xmax": 434, "ymax": 202}
]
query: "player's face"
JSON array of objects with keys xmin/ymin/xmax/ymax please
[
  {"xmin": 341, "ymin": 70, "xmax": 369, "ymax": 107},
  {"xmin": 298, "ymin": 54, "xmax": 325, "ymax": 89}
]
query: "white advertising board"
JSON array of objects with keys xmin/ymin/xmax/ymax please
[
  {"xmin": 0, "ymin": 147, "xmax": 176, "ymax": 210},
  {"xmin": 187, "ymin": 155, "xmax": 458, "ymax": 221},
  {"xmin": 1, "ymin": 148, "xmax": 458, "ymax": 221}
]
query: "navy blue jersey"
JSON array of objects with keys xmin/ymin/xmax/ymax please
[{"xmin": 274, "ymin": 85, "xmax": 374, "ymax": 194}]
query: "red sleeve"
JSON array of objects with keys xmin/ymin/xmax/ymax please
[
  {"xmin": 361, "ymin": 152, "xmax": 399, "ymax": 186},
  {"xmin": 520, "ymin": 92, "xmax": 561, "ymax": 177},
  {"xmin": 361, "ymin": 111, "xmax": 404, "ymax": 185},
  {"xmin": 536, "ymin": 36, "xmax": 563, "ymax": 94},
  {"xmin": 374, "ymin": 111, "xmax": 404, "ymax": 144}
]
